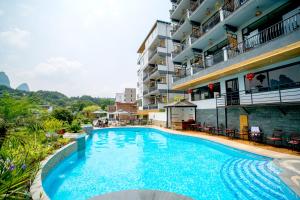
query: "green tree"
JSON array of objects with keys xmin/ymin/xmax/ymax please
[
  {"xmin": 82, "ymin": 105, "xmax": 100, "ymax": 119},
  {"xmin": 52, "ymin": 108, "xmax": 73, "ymax": 124}
]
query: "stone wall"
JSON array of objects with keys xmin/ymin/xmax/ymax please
[
  {"xmin": 152, "ymin": 120, "xmax": 166, "ymax": 128},
  {"xmin": 196, "ymin": 105, "xmax": 300, "ymax": 136}
]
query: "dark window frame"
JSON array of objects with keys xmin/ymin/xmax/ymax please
[{"xmin": 244, "ymin": 61, "xmax": 300, "ymax": 93}]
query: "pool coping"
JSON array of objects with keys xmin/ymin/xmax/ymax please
[
  {"xmin": 30, "ymin": 126, "xmax": 300, "ymax": 199},
  {"xmin": 30, "ymin": 141, "xmax": 78, "ymax": 200}
]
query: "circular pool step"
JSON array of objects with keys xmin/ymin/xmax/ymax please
[{"xmin": 89, "ymin": 190, "xmax": 193, "ymax": 200}]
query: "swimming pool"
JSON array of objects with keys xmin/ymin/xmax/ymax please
[{"xmin": 43, "ymin": 127, "xmax": 299, "ymax": 200}]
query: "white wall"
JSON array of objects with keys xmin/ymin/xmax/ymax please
[
  {"xmin": 171, "ymin": 107, "xmax": 195, "ymax": 122},
  {"xmin": 149, "ymin": 112, "xmax": 167, "ymax": 122}
]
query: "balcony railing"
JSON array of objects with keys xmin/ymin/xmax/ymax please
[
  {"xmin": 191, "ymin": 56, "xmax": 204, "ymax": 74},
  {"xmin": 205, "ymin": 48, "xmax": 225, "ymax": 68},
  {"xmin": 202, "ymin": 11, "xmax": 221, "ymax": 34},
  {"xmin": 148, "ymin": 48, "xmax": 158, "ymax": 61},
  {"xmin": 189, "ymin": 0, "xmax": 204, "ymax": 14},
  {"xmin": 190, "ymin": 26, "xmax": 202, "ymax": 44},
  {"xmin": 227, "ymin": 13, "xmax": 300, "ymax": 60},
  {"xmin": 143, "ymin": 104, "xmax": 159, "ymax": 110},
  {"xmin": 171, "ymin": 9, "xmax": 189, "ymax": 36},
  {"xmin": 172, "ymin": 43, "xmax": 183, "ymax": 58},
  {"xmin": 222, "ymin": 0, "xmax": 249, "ymax": 19},
  {"xmin": 143, "ymin": 90, "xmax": 149, "ymax": 96},
  {"xmin": 216, "ymin": 82, "xmax": 300, "ymax": 107}
]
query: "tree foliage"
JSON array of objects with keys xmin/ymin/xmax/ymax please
[{"xmin": 51, "ymin": 108, "xmax": 73, "ymax": 124}]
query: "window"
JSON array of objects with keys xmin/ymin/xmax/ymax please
[
  {"xmin": 244, "ymin": 62, "xmax": 300, "ymax": 93},
  {"xmin": 191, "ymin": 82, "xmax": 221, "ymax": 101}
]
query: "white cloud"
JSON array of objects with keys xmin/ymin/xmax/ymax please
[
  {"xmin": 0, "ymin": 10, "xmax": 4, "ymax": 16},
  {"xmin": 17, "ymin": 4, "xmax": 34, "ymax": 17},
  {"xmin": 0, "ymin": 28, "xmax": 31, "ymax": 49},
  {"xmin": 35, "ymin": 57, "xmax": 84, "ymax": 76}
]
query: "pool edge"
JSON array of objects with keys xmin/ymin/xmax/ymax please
[{"xmin": 30, "ymin": 141, "xmax": 77, "ymax": 200}]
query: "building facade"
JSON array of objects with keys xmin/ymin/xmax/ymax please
[
  {"xmin": 124, "ymin": 88, "xmax": 136, "ymax": 103},
  {"xmin": 170, "ymin": 0, "xmax": 300, "ymax": 135},
  {"xmin": 115, "ymin": 93, "xmax": 124, "ymax": 103},
  {"xmin": 137, "ymin": 20, "xmax": 184, "ymax": 114},
  {"xmin": 115, "ymin": 88, "xmax": 137, "ymax": 103}
]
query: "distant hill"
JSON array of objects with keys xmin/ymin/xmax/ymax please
[
  {"xmin": 0, "ymin": 85, "xmax": 115, "ymax": 110},
  {"xmin": 0, "ymin": 72, "xmax": 11, "ymax": 88},
  {"xmin": 16, "ymin": 83, "xmax": 30, "ymax": 92}
]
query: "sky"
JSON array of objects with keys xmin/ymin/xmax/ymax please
[{"xmin": 0, "ymin": 0, "xmax": 171, "ymax": 97}]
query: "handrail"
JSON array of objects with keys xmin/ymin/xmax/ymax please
[
  {"xmin": 202, "ymin": 11, "xmax": 221, "ymax": 34},
  {"xmin": 222, "ymin": 0, "xmax": 250, "ymax": 19},
  {"xmin": 216, "ymin": 82, "xmax": 300, "ymax": 107},
  {"xmin": 189, "ymin": 0, "xmax": 204, "ymax": 14},
  {"xmin": 227, "ymin": 13, "xmax": 300, "ymax": 59},
  {"xmin": 171, "ymin": 9, "xmax": 189, "ymax": 36}
]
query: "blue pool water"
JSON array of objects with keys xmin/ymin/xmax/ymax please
[{"xmin": 43, "ymin": 127, "xmax": 300, "ymax": 200}]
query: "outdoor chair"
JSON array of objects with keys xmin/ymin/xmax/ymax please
[
  {"xmin": 215, "ymin": 124, "xmax": 225, "ymax": 135},
  {"xmin": 266, "ymin": 129, "xmax": 284, "ymax": 146},
  {"xmin": 225, "ymin": 128, "xmax": 238, "ymax": 139},
  {"xmin": 239, "ymin": 126, "xmax": 249, "ymax": 140},
  {"xmin": 287, "ymin": 133, "xmax": 300, "ymax": 151},
  {"xmin": 249, "ymin": 126, "xmax": 264, "ymax": 143},
  {"xmin": 196, "ymin": 123, "xmax": 203, "ymax": 131}
]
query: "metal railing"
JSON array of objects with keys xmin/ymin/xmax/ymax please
[
  {"xmin": 143, "ymin": 104, "xmax": 159, "ymax": 110},
  {"xmin": 148, "ymin": 48, "xmax": 158, "ymax": 61},
  {"xmin": 143, "ymin": 90, "xmax": 149, "ymax": 96},
  {"xmin": 172, "ymin": 43, "xmax": 183, "ymax": 58},
  {"xmin": 216, "ymin": 82, "xmax": 300, "ymax": 107},
  {"xmin": 227, "ymin": 13, "xmax": 300, "ymax": 60},
  {"xmin": 191, "ymin": 56, "xmax": 204, "ymax": 74},
  {"xmin": 171, "ymin": 9, "xmax": 189, "ymax": 36},
  {"xmin": 222, "ymin": 0, "xmax": 249, "ymax": 19},
  {"xmin": 202, "ymin": 11, "xmax": 221, "ymax": 33},
  {"xmin": 190, "ymin": 26, "xmax": 202, "ymax": 44},
  {"xmin": 189, "ymin": 0, "xmax": 204, "ymax": 14}
]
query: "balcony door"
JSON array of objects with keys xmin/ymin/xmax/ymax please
[{"xmin": 226, "ymin": 78, "xmax": 240, "ymax": 106}]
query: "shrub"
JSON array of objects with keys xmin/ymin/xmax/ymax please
[
  {"xmin": 52, "ymin": 108, "xmax": 73, "ymax": 124},
  {"xmin": 43, "ymin": 119, "xmax": 64, "ymax": 133},
  {"xmin": 68, "ymin": 120, "xmax": 81, "ymax": 133},
  {"xmin": 0, "ymin": 118, "xmax": 7, "ymax": 148}
]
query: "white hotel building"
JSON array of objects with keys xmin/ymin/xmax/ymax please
[
  {"xmin": 137, "ymin": 20, "xmax": 184, "ymax": 115},
  {"xmin": 169, "ymin": 0, "xmax": 300, "ymax": 135}
]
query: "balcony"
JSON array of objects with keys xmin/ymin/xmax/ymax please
[
  {"xmin": 222, "ymin": 0, "xmax": 249, "ymax": 19},
  {"xmin": 148, "ymin": 46, "xmax": 168, "ymax": 63},
  {"xmin": 189, "ymin": 0, "xmax": 204, "ymax": 15},
  {"xmin": 205, "ymin": 48, "xmax": 225, "ymax": 68},
  {"xmin": 171, "ymin": 9, "xmax": 191, "ymax": 41},
  {"xmin": 226, "ymin": 13, "xmax": 300, "ymax": 60},
  {"xmin": 143, "ymin": 90, "xmax": 149, "ymax": 96},
  {"xmin": 202, "ymin": 11, "xmax": 221, "ymax": 34},
  {"xmin": 147, "ymin": 83, "xmax": 168, "ymax": 94},
  {"xmin": 216, "ymin": 82, "xmax": 300, "ymax": 107},
  {"xmin": 170, "ymin": 0, "xmax": 190, "ymax": 21}
]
